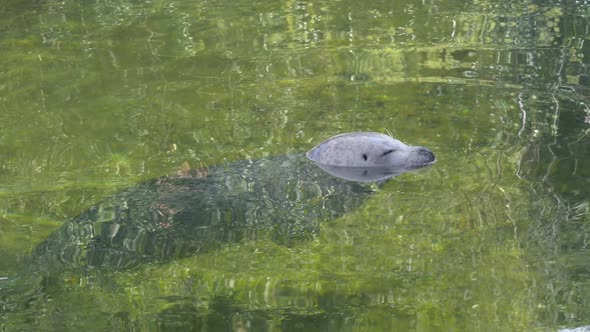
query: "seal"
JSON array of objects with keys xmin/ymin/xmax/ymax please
[
  {"xmin": 10, "ymin": 133, "xmax": 435, "ymax": 275},
  {"xmin": 306, "ymin": 132, "xmax": 436, "ymax": 182},
  {"xmin": 0, "ymin": 132, "xmax": 438, "ymax": 316}
]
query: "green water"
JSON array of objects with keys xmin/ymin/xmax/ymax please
[{"xmin": 0, "ymin": 0, "xmax": 589, "ymax": 331}]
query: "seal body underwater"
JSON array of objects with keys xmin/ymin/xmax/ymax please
[
  {"xmin": 28, "ymin": 154, "xmax": 371, "ymax": 272},
  {"xmin": 14, "ymin": 132, "xmax": 436, "ymax": 274}
]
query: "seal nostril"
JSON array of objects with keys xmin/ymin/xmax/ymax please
[
  {"xmin": 418, "ymin": 148, "xmax": 435, "ymax": 162},
  {"xmin": 427, "ymin": 152, "xmax": 435, "ymax": 162}
]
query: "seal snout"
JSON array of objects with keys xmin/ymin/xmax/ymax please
[{"xmin": 417, "ymin": 147, "xmax": 436, "ymax": 164}]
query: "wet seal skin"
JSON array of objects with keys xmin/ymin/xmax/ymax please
[{"xmin": 306, "ymin": 132, "xmax": 436, "ymax": 182}]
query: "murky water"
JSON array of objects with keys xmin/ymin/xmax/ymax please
[{"xmin": 0, "ymin": 0, "xmax": 588, "ymax": 331}]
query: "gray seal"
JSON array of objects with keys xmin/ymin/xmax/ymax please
[
  {"xmin": 8, "ymin": 133, "xmax": 434, "ymax": 276},
  {"xmin": 306, "ymin": 132, "xmax": 435, "ymax": 182},
  {"xmin": 0, "ymin": 133, "xmax": 436, "ymax": 307}
]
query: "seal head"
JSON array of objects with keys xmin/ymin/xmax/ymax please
[{"xmin": 306, "ymin": 132, "xmax": 435, "ymax": 182}]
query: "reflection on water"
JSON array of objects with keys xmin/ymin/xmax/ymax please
[
  {"xmin": 0, "ymin": 0, "xmax": 588, "ymax": 330},
  {"xmin": 516, "ymin": 86, "xmax": 590, "ymax": 330}
]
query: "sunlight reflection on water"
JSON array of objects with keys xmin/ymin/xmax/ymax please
[{"xmin": 0, "ymin": 0, "xmax": 588, "ymax": 331}]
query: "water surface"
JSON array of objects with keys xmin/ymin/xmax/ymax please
[{"xmin": 0, "ymin": 0, "xmax": 589, "ymax": 331}]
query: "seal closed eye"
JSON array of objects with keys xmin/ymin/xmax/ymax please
[{"xmin": 380, "ymin": 149, "xmax": 395, "ymax": 157}]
